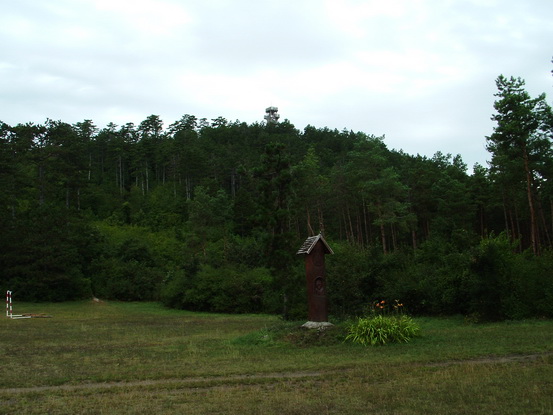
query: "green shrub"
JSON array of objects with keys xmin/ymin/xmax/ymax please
[
  {"xmin": 345, "ymin": 315, "xmax": 421, "ymax": 346},
  {"xmin": 90, "ymin": 224, "xmax": 188, "ymax": 301},
  {"xmin": 1, "ymin": 207, "xmax": 94, "ymax": 301},
  {"xmin": 326, "ymin": 242, "xmax": 382, "ymax": 317},
  {"xmin": 468, "ymin": 233, "xmax": 534, "ymax": 320},
  {"xmin": 377, "ymin": 240, "xmax": 474, "ymax": 315},
  {"xmin": 159, "ymin": 270, "xmax": 191, "ymax": 309},
  {"xmin": 164, "ymin": 264, "xmax": 275, "ymax": 314}
]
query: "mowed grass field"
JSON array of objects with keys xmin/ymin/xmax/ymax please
[{"xmin": 1, "ymin": 300, "xmax": 552, "ymax": 414}]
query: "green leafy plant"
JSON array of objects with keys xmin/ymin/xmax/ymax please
[{"xmin": 345, "ymin": 314, "xmax": 420, "ymax": 346}]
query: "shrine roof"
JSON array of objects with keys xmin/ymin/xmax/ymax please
[{"xmin": 296, "ymin": 233, "xmax": 334, "ymax": 255}]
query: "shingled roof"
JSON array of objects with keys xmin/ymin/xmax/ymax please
[{"xmin": 296, "ymin": 233, "xmax": 334, "ymax": 255}]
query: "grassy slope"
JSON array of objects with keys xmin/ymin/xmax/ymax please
[{"xmin": 1, "ymin": 301, "xmax": 552, "ymax": 414}]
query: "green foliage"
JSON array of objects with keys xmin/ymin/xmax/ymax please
[
  {"xmin": 91, "ymin": 256, "xmax": 163, "ymax": 301},
  {"xmin": 233, "ymin": 321, "xmax": 349, "ymax": 348},
  {"xmin": 162, "ymin": 264, "xmax": 274, "ymax": 314},
  {"xmin": 159, "ymin": 269, "xmax": 192, "ymax": 309},
  {"xmin": 487, "ymin": 75, "xmax": 553, "ymax": 254},
  {"xmin": 89, "ymin": 223, "xmax": 185, "ymax": 301},
  {"xmin": 326, "ymin": 241, "xmax": 381, "ymax": 317},
  {"xmin": 0, "ymin": 206, "xmax": 93, "ymax": 301},
  {"xmin": 467, "ymin": 233, "xmax": 553, "ymax": 320},
  {"xmin": 377, "ymin": 238, "xmax": 474, "ymax": 315},
  {"xmin": 323, "ymin": 233, "xmax": 553, "ymax": 321},
  {"xmin": 345, "ymin": 314, "xmax": 421, "ymax": 346},
  {"xmin": 1, "ymin": 85, "xmax": 553, "ymax": 318},
  {"xmin": 187, "ymin": 185, "xmax": 231, "ymax": 238}
]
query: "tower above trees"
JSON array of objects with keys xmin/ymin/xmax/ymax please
[{"xmin": 264, "ymin": 106, "xmax": 280, "ymax": 124}]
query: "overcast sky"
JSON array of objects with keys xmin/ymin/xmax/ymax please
[{"xmin": 1, "ymin": 0, "xmax": 552, "ymax": 169}]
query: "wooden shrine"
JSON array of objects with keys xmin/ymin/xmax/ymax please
[{"xmin": 296, "ymin": 233, "xmax": 334, "ymax": 323}]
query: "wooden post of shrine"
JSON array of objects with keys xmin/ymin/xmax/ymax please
[{"xmin": 296, "ymin": 233, "xmax": 334, "ymax": 327}]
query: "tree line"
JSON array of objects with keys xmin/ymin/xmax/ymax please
[{"xmin": 1, "ymin": 74, "xmax": 552, "ymax": 321}]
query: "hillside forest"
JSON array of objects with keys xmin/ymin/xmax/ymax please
[{"xmin": 2, "ymin": 74, "xmax": 553, "ymax": 321}]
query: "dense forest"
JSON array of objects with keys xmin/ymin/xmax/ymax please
[{"xmin": 1, "ymin": 74, "xmax": 553, "ymax": 321}]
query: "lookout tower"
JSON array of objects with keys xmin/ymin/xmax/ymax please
[{"xmin": 264, "ymin": 106, "xmax": 280, "ymax": 124}]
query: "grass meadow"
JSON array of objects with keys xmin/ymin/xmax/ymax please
[{"xmin": 1, "ymin": 300, "xmax": 552, "ymax": 414}]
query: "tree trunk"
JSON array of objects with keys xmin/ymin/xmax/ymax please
[
  {"xmin": 317, "ymin": 205, "xmax": 325, "ymax": 236},
  {"xmin": 231, "ymin": 168, "xmax": 236, "ymax": 198},
  {"xmin": 538, "ymin": 197, "xmax": 551, "ymax": 246},
  {"xmin": 502, "ymin": 190, "xmax": 510, "ymax": 241},
  {"xmin": 380, "ymin": 221, "xmax": 387, "ymax": 254},
  {"xmin": 377, "ymin": 203, "xmax": 387, "ymax": 254},
  {"xmin": 145, "ymin": 162, "xmax": 149, "ymax": 194},
  {"xmin": 522, "ymin": 143, "xmax": 538, "ymax": 254},
  {"xmin": 342, "ymin": 209, "xmax": 350, "ymax": 243},
  {"xmin": 356, "ymin": 210, "xmax": 363, "ymax": 246},
  {"xmin": 346, "ymin": 205, "xmax": 354, "ymax": 244},
  {"xmin": 306, "ymin": 207, "xmax": 315, "ymax": 236},
  {"xmin": 88, "ymin": 153, "xmax": 92, "ymax": 181},
  {"xmin": 362, "ymin": 200, "xmax": 369, "ymax": 247},
  {"xmin": 118, "ymin": 155, "xmax": 123, "ymax": 195},
  {"xmin": 39, "ymin": 164, "xmax": 45, "ymax": 205},
  {"xmin": 479, "ymin": 204, "xmax": 485, "ymax": 238},
  {"xmin": 551, "ymin": 200, "xmax": 553, "ymax": 241},
  {"xmin": 510, "ymin": 206, "xmax": 518, "ymax": 245}
]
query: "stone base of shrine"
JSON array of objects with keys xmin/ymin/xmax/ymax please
[{"xmin": 302, "ymin": 321, "xmax": 334, "ymax": 330}]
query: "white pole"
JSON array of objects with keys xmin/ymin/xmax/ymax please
[
  {"xmin": 6, "ymin": 291, "xmax": 30, "ymax": 319},
  {"xmin": 6, "ymin": 290, "xmax": 11, "ymax": 318}
]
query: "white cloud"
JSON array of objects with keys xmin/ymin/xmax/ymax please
[{"xmin": 93, "ymin": 0, "xmax": 192, "ymax": 33}]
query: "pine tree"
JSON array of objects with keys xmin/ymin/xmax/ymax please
[{"xmin": 487, "ymin": 75, "xmax": 553, "ymax": 254}]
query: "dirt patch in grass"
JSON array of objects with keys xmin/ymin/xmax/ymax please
[
  {"xmin": 3, "ymin": 351, "xmax": 551, "ymax": 395},
  {"xmin": 426, "ymin": 351, "xmax": 553, "ymax": 367},
  {"xmin": 1, "ymin": 371, "xmax": 326, "ymax": 394},
  {"xmin": 282, "ymin": 324, "xmax": 348, "ymax": 347}
]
